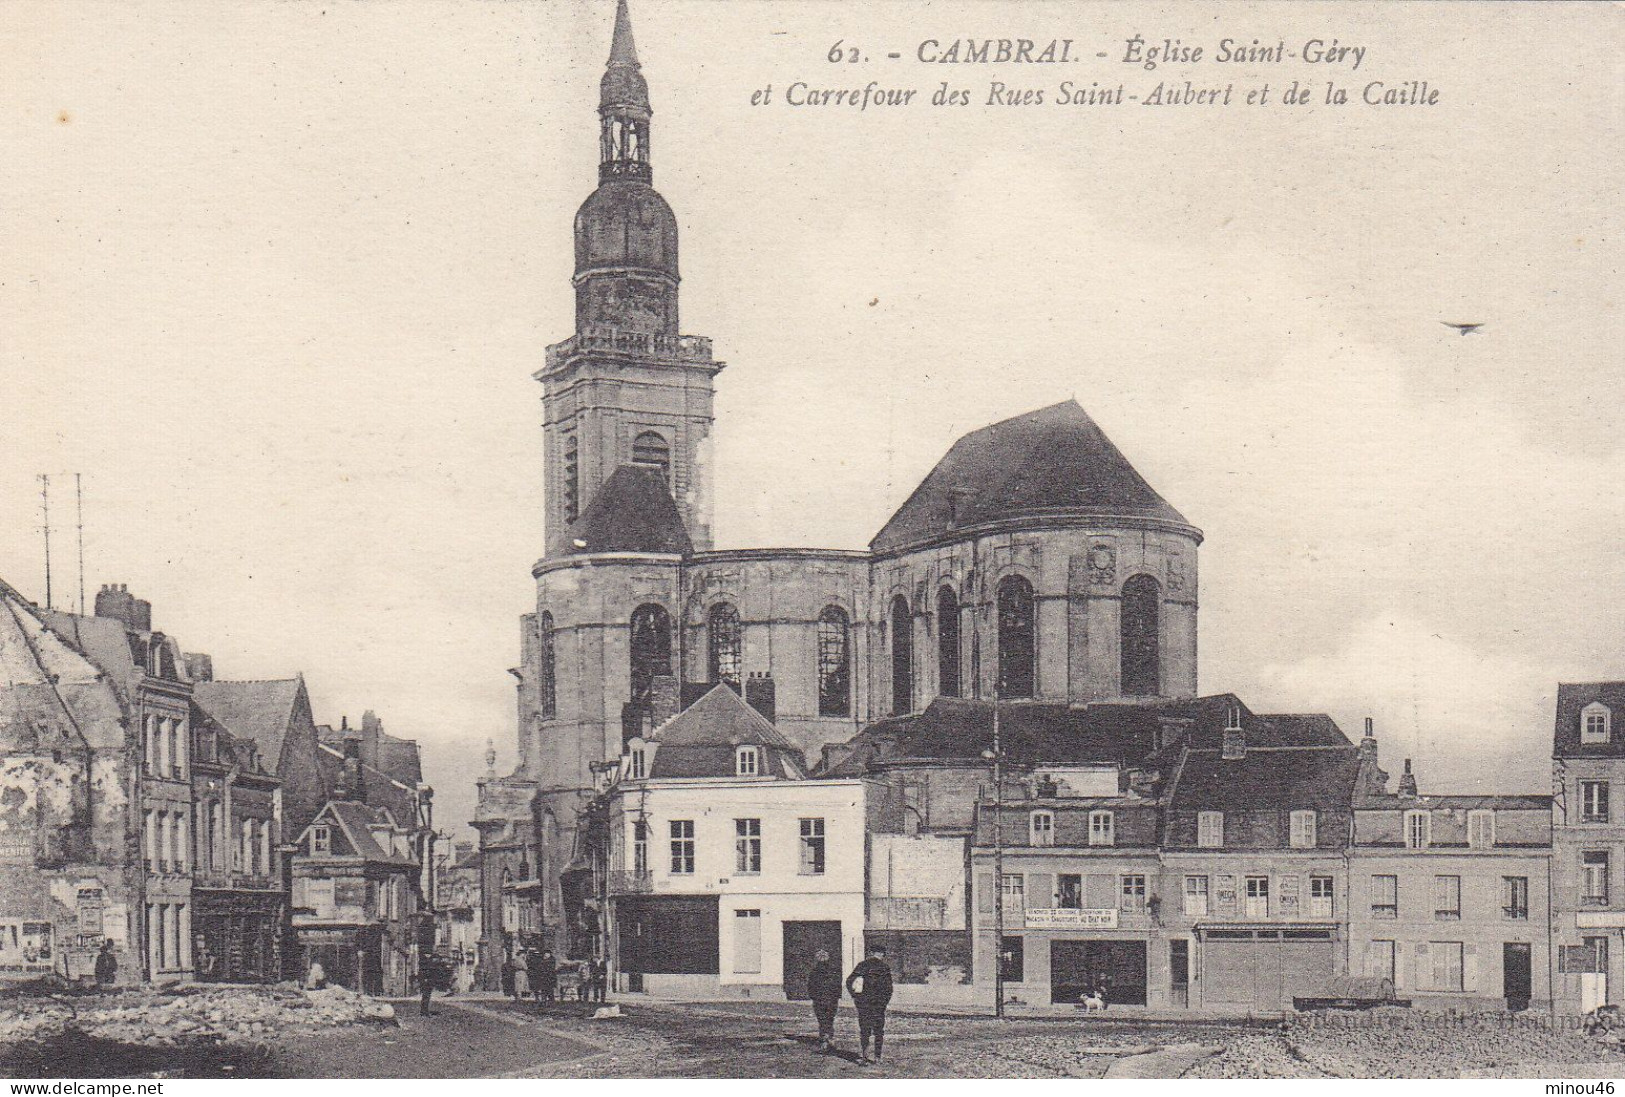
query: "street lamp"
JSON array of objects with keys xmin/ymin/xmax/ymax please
[{"xmin": 982, "ymin": 698, "xmax": 1005, "ymax": 1020}]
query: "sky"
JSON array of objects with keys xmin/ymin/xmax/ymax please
[{"xmin": 3, "ymin": 1, "xmax": 1621, "ymax": 839}]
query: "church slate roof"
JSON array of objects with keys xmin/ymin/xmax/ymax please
[
  {"xmin": 822, "ymin": 694, "xmax": 1352, "ymax": 775},
  {"xmin": 568, "ymin": 465, "xmax": 693, "ymax": 556},
  {"xmin": 644, "ymin": 683, "xmax": 807, "ymax": 779},
  {"xmin": 870, "ymin": 400, "xmax": 1194, "ymax": 554}
]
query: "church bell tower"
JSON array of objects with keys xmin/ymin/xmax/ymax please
[{"xmin": 538, "ymin": 0, "xmax": 722, "ymax": 556}]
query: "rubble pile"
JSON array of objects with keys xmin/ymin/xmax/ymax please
[
  {"xmin": 0, "ymin": 984, "xmax": 395, "ymax": 1052},
  {"xmin": 1190, "ymin": 1008, "xmax": 1625, "ymax": 1079}
]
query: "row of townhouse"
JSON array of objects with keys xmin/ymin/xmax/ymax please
[
  {"xmin": 561, "ymin": 677, "xmax": 1625, "ymax": 1015},
  {"xmin": 0, "ymin": 577, "xmax": 435, "ymax": 994}
]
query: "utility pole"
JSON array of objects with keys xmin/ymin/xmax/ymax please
[{"xmin": 985, "ymin": 699, "xmax": 1006, "ymax": 1019}]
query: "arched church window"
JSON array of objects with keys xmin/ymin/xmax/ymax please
[
  {"xmin": 632, "ymin": 431, "xmax": 671, "ymax": 488},
  {"xmin": 891, "ymin": 595, "xmax": 913, "ymax": 716},
  {"xmin": 937, "ymin": 586, "xmax": 961, "ymax": 698},
  {"xmin": 708, "ymin": 602, "xmax": 742, "ymax": 688},
  {"xmin": 538, "ymin": 612, "xmax": 557, "ymax": 719},
  {"xmin": 996, "ymin": 575, "xmax": 1035, "ymax": 699},
  {"xmin": 1121, "ymin": 575, "xmax": 1161, "ymax": 697},
  {"xmin": 816, "ymin": 606, "xmax": 850, "ymax": 718},
  {"xmin": 629, "ymin": 604, "xmax": 672, "ymax": 706}
]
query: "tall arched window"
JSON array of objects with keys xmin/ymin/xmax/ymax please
[
  {"xmin": 708, "ymin": 602, "xmax": 742, "ymax": 688},
  {"xmin": 890, "ymin": 595, "xmax": 913, "ymax": 716},
  {"xmin": 816, "ymin": 606, "xmax": 850, "ymax": 717},
  {"xmin": 937, "ymin": 586, "xmax": 961, "ymax": 698},
  {"xmin": 997, "ymin": 575, "xmax": 1036, "ymax": 699},
  {"xmin": 632, "ymin": 431, "xmax": 671, "ymax": 487},
  {"xmin": 629, "ymin": 604, "xmax": 672, "ymax": 706},
  {"xmin": 1120, "ymin": 574, "xmax": 1161, "ymax": 696},
  {"xmin": 538, "ymin": 611, "xmax": 557, "ymax": 719}
]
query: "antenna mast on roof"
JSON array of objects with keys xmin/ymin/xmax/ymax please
[
  {"xmin": 76, "ymin": 474, "xmax": 86, "ymax": 615},
  {"xmin": 39, "ymin": 474, "xmax": 51, "ymax": 609}
]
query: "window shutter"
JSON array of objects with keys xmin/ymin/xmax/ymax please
[
  {"xmin": 1028, "ymin": 873, "xmax": 1056, "ymax": 908},
  {"xmin": 977, "ymin": 872, "xmax": 993, "ymax": 914},
  {"xmin": 1415, "ymin": 942, "xmax": 1430, "ymax": 989},
  {"xmin": 1464, "ymin": 943, "xmax": 1478, "ymax": 992}
]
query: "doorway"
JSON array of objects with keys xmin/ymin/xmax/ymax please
[
  {"xmin": 1049, "ymin": 939, "xmax": 1147, "ymax": 1005},
  {"xmin": 1503, "ymin": 942, "xmax": 1531, "ymax": 1011},
  {"xmin": 782, "ymin": 920, "xmax": 842, "ymax": 1000},
  {"xmin": 1170, "ymin": 939, "xmax": 1190, "ymax": 1008}
]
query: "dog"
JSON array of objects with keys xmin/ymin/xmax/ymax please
[{"xmin": 1080, "ymin": 992, "xmax": 1107, "ymax": 1013}]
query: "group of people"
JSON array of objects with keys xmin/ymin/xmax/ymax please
[
  {"xmin": 806, "ymin": 944, "xmax": 894, "ymax": 1065},
  {"xmin": 500, "ymin": 949, "xmax": 609, "ymax": 1005}
]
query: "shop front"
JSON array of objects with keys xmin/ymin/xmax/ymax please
[{"xmin": 1194, "ymin": 923, "xmax": 1338, "ymax": 1012}]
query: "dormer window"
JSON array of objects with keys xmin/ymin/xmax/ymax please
[
  {"xmin": 629, "ymin": 748, "xmax": 646, "ymax": 780},
  {"xmin": 1029, "ymin": 810, "xmax": 1055, "ymax": 847},
  {"xmin": 1225, "ymin": 702, "xmax": 1243, "ymax": 731},
  {"xmin": 1089, "ymin": 810, "xmax": 1115, "ymax": 847},
  {"xmin": 311, "ymin": 825, "xmax": 331, "ymax": 856},
  {"xmin": 736, "ymin": 745, "xmax": 760, "ymax": 777},
  {"xmin": 1583, "ymin": 703, "xmax": 1612, "ymax": 744},
  {"xmin": 1405, "ymin": 809, "xmax": 1431, "ymax": 850}
]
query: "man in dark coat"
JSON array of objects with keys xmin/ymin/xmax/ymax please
[
  {"xmin": 543, "ymin": 950, "xmax": 562, "ymax": 1003},
  {"xmin": 806, "ymin": 948, "xmax": 843, "ymax": 1051},
  {"xmin": 93, "ymin": 941, "xmax": 117, "ymax": 986},
  {"xmin": 845, "ymin": 944, "xmax": 894, "ymax": 1064}
]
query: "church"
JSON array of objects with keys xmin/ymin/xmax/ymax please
[{"xmin": 474, "ymin": 0, "xmax": 1204, "ymax": 977}]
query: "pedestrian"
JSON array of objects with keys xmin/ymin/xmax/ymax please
[
  {"xmin": 806, "ymin": 948, "xmax": 842, "ymax": 1052},
  {"xmin": 306, "ymin": 959, "xmax": 327, "ymax": 990},
  {"xmin": 500, "ymin": 954, "xmax": 517, "ymax": 1000},
  {"xmin": 513, "ymin": 950, "xmax": 532, "ymax": 1001},
  {"xmin": 845, "ymin": 944, "xmax": 894, "ymax": 1064},
  {"xmin": 538, "ymin": 950, "xmax": 558, "ymax": 1003},
  {"xmin": 590, "ymin": 957, "xmax": 608, "ymax": 1003},
  {"xmin": 93, "ymin": 940, "xmax": 117, "ymax": 987},
  {"xmin": 525, "ymin": 947, "xmax": 546, "ymax": 1004},
  {"xmin": 419, "ymin": 956, "xmax": 436, "ymax": 1017}
]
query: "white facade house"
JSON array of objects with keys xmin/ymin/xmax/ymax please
[{"xmin": 602, "ymin": 685, "xmax": 881, "ymax": 997}]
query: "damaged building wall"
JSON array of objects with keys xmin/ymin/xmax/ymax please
[{"xmin": 0, "ymin": 586, "xmax": 140, "ymax": 984}]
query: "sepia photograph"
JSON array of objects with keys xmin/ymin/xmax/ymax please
[{"xmin": 2, "ymin": 0, "xmax": 1622, "ymax": 1083}]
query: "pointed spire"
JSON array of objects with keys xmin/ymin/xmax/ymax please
[
  {"xmin": 600, "ymin": 0, "xmax": 650, "ymax": 114},
  {"xmin": 608, "ymin": 0, "xmax": 639, "ymax": 69}
]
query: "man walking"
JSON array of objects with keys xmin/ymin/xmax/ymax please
[
  {"xmin": 807, "ymin": 948, "xmax": 843, "ymax": 1052},
  {"xmin": 845, "ymin": 944, "xmax": 894, "ymax": 1064}
]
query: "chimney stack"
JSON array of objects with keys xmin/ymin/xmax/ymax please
[
  {"xmin": 1398, "ymin": 758, "xmax": 1419, "ymax": 798},
  {"xmin": 649, "ymin": 674, "xmax": 679, "ymax": 728},
  {"xmin": 1220, "ymin": 700, "xmax": 1246, "ymax": 760},
  {"xmin": 94, "ymin": 583, "xmax": 135, "ymax": 628},
  {"xmin": 745, "ymin": 672, "xmax": 777, "ymax": 724},
  {"xmin": 184, "ymin": 653, "xmax": 214, "ymax": 682}
]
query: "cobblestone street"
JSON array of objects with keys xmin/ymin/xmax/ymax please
[{"xmin": 265, "ymin": 997, "xmax": 1246, "ymax": 1079}]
